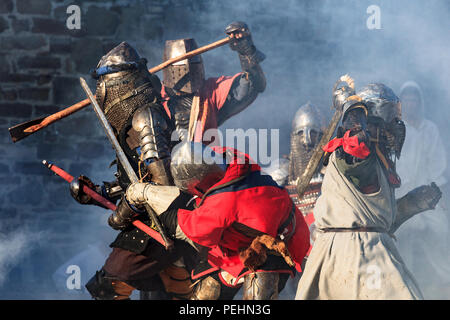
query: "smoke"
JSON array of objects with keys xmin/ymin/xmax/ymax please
[
  {"xmin": 2, "ymin": 0, "xmax": 449, "ymax": 299},
  {"xmin": 151, "ymin": 0, "xmax": 450, "ymax": 156}
]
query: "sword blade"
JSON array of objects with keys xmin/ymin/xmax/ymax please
[{"xmin": 79, "ymin": 78, "xmax": 138, "ymax": 183}]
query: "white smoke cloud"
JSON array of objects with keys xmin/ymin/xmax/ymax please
[
  {"xmin": 148, "ymin": 0, "xmax": 450, "ymax": 299},
  {"xmin": 148, "ymin": 0, "xmax": 450, "ymax": 155},
  {"xmin": 2, "ymin": 0, "xmax": 448, "ymax": 299},
  {"xmin": 0, "ymin": 228, "xmax": 43, "ymax": 288}
]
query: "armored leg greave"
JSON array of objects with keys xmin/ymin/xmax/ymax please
[
  {"xmin": 242, "ymin": 272, "xmax": 280, "ymax": 300},
  {"xmin": 86, "ymin": 268, "xmax": 135, "ymax": 300},
  {"xmin": 190, "ymin": 276, "xmax": 222, "ymax": 300}
]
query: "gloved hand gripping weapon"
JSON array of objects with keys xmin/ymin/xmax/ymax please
[{"xmin": 42, "ymin": 160, "xmax": 166, "ymax": 247}]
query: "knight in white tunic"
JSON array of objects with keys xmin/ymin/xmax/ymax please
[{"xmin": 295, "ymin": 77, "xmax": 442, "ymax": 300}]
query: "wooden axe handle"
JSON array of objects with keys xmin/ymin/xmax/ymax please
[
  {"xmin": 24, "ymin": 97, "xmax": 91, "ymax": 133},
  {"xmin": 149, "ymin": 37, "xmax": 231, "ymax": 73},
  {"xmin": 11, "ymin": 37, "xmax": 231, "ymax": 141}
]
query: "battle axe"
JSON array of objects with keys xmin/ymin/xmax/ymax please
[{"xmin": 9, "ymin": 37, "xmax": 231, "ymax": 143}]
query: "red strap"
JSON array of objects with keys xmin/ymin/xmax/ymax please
[
  {"xmin": 322, "ymin": 130, "xmax": 370, "ymax": 159},
  {"xmin": 47, "ymin": 162, "xmax": 167, "ymax": 247}
]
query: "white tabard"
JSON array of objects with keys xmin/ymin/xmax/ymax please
[{"xmin": 295, "ymin": 152, "xmax": 423, "ymax": 300}]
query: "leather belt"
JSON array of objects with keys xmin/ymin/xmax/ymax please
[
  {"xmin": 231, "ymin": 203, "xmax": 296, "ymax": 242},
  {"xmin": 318, "ymin": 227, "xmax": 396, "ymax": 240}
]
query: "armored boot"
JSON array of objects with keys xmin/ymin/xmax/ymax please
[
  {"xmin": 242, "ymin": 272, "xmax": 280, "ymax": 300},
  {"xmin": 86, "ymin": 268, "xmax": 135, "ymax": 300}
]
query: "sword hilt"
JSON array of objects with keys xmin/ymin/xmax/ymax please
[{"xmin": 42, "ymin": 159, "xmax": 51, "ymax": 169}]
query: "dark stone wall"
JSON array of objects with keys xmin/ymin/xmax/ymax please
[{"xmin": 0, "ymin": 0, "xmax": 172, "ymax": 299}]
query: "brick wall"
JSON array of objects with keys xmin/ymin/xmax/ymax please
[{"xmin": 0, "ymin": 0, "xmax": 175, "ymax": 298}]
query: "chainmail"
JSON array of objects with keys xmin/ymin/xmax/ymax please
[
  {"xmin": 285, "ymin": 179, "xmax": 322, "ymax": 216},
  {"xmin": 288, "ymin": 134, "xmax": 315, "ymax": 184},
  {"xmin": 288, "ymin": 130, "xmax": 324, "ymax": 216},
  {"xmin": 96, "ymin": 69, "xmax": 158, "ymax": 134}
]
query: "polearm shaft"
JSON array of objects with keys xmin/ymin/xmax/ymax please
[
  {"xmin": 296, "ymin": 74, "xmax": 352, "ymax": 197},
  {"xmin": 148, "ymin": 37, "xmax": 230, "ymax": 73},
  {"xmin": 79, "ymin": 77, "xmax": 173, "ymax": 250},
  {"xmin": 80, "ymin": 77, "xmax": 136, "ymax": 181},
  {"xmin": 9, "ymin": 37, "xmax": 231, "ymax": 143},
  {"xmin": 42, "ymin": 160, "xmax": 166, "ymax": 246},
  {"xmin": 295, "ymin": 108, "xmax": 342, "ymax": 197}
]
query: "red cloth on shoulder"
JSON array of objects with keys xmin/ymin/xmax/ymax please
[
  {"xmin": 160, "ymin": 74, "xmax": 242, "ymax": 145},
  {"xmin": 177, "ymin": 147, "xmax": 310, "ymax": 277}
]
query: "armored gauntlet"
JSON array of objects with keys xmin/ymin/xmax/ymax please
[
  {"xmin": 225, "ymin": 21, "xmax": 266, "ymax": 92},
  {"xmin": 332, "ymin": 75, "xmax": 355, "ymax": 111},
  {"xmin": 107, "ymin": 196, "xmax": 138, "ymax": 230},
  {"xmin": 391, "ymin": 182, "xmax": 442, "ymax": 233},
  {"xmin": 70, "ymin": 175, "xmax": 103, "ymax": 206}
]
